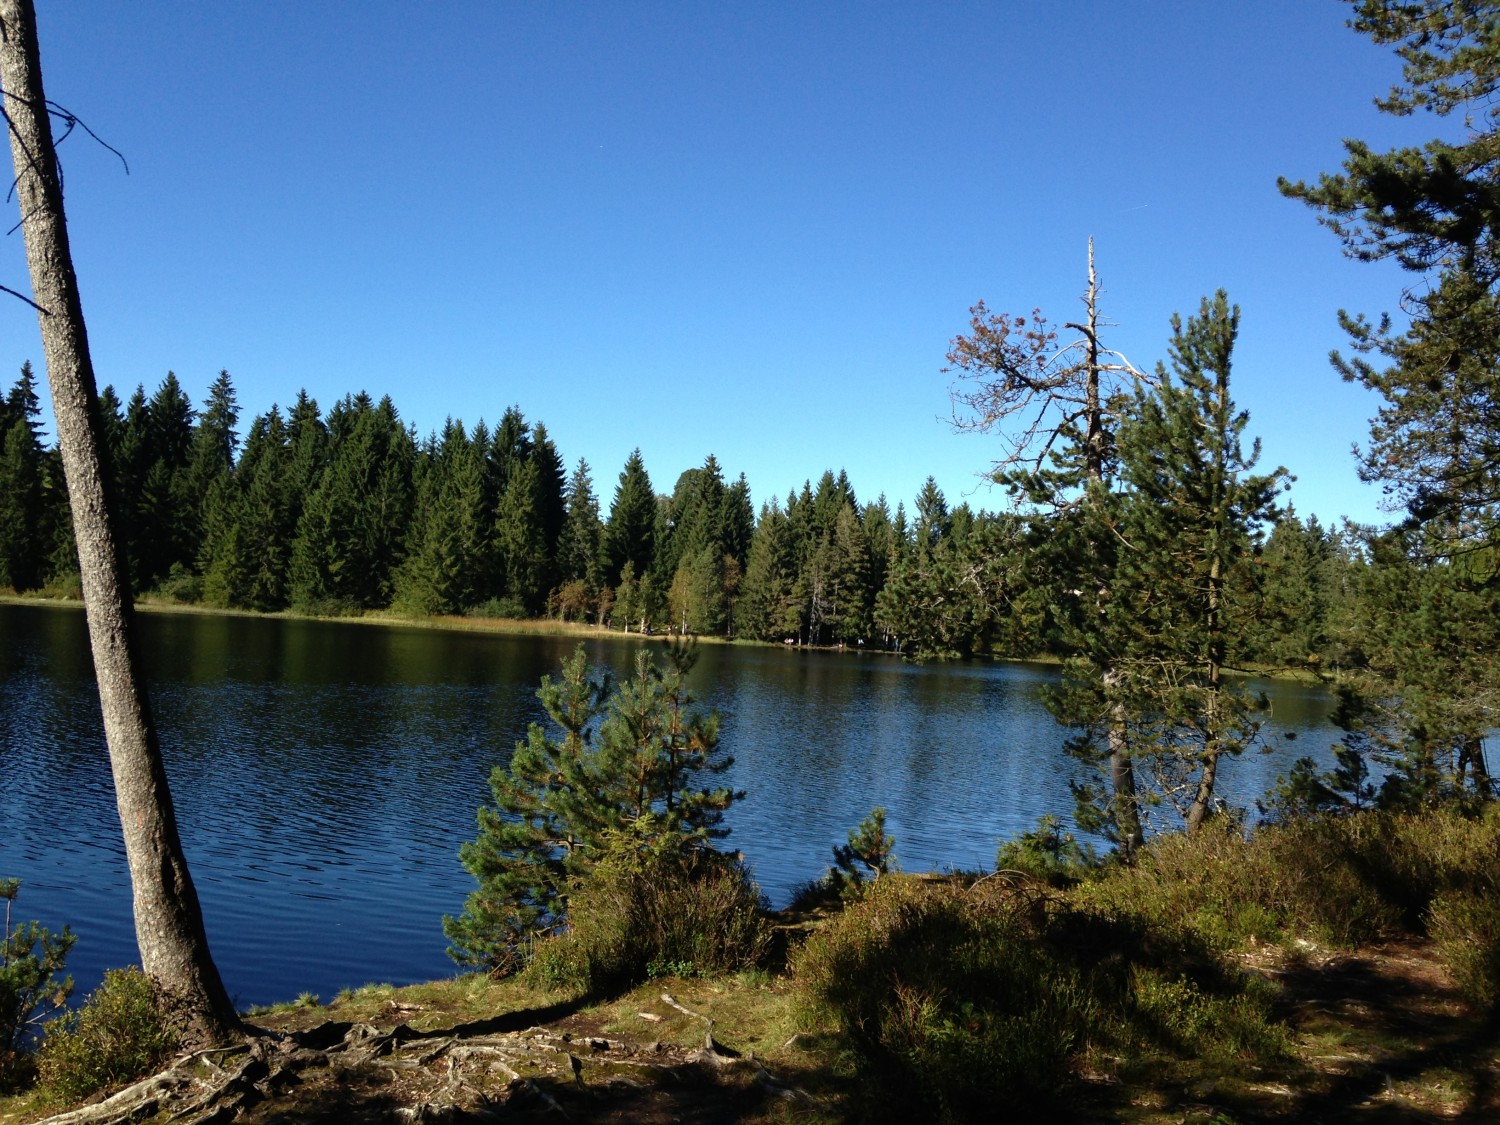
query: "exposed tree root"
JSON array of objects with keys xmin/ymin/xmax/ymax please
[{"xmin": 26, "ymin": 1010, "xmax": 814, "ymax": 1124}]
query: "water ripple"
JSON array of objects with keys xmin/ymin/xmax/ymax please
[{"xmin": 0, "ymin": 605, "xmax": 1340, "ymax": 1007}]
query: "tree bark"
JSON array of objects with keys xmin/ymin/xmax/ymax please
[
  {"xmin": 1079, "ymin": 241, "xmax": 1143, "ymax": 856},
  {"xmin": 0, "ymin": 0, "xmax": 238, "ymax": 1045}
]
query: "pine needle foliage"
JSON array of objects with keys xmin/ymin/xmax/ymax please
[
  {"xmin": 444, "ymin": 641, "xmax": 740, "ymax": 974},
  {"xmin": 0, "ymin": 879, "xmax": 74, "ymax": 1091}
]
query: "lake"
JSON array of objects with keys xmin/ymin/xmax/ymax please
[{"xmin": 0, "ymin": 601, "xmax": 1339, "ymax": 1007}]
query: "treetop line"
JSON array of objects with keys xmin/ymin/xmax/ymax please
[{"xmin": 0, "ymin": 356, "xmax": 1327, "ymax": 660}]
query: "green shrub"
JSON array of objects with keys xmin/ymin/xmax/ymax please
[
  {"xmin": 1125, "ymin": 965, "xmax": 1289, "ymax": 1063},
  {"xmin": 528, "ymin": 826, "xmax": 770, "ymax": 996},
  {"xmin": 36, "ymin": 968, "xmax": 178, "ymax": 1102},
  {"xmin": 1081, "ymin": 816, "xmax": 1403, "ymax": 949},
  {"xmin": 150, "ymin": 565, "xmax": 202, "ymax": 605},
  {"xmin": 0, "ymin": 879, "xmax": 75, "ymax": 1093},
  {"xmin": 793, "ymin": 873, "xmax": 1290, "ymax": 1120},
  {"xmin": 38, "ymin": 570, "xmax": 81, "ymax": 600},
  {"xmin": 994, "ymin": 815, "xmax": 1099, "ymax": 887},
  {"xmin": 469, "ymin": 596, "xmax": 529, "ymax": 620},
  {"xmin": 792, "ymin": 875, "xmax": 1079, "ymax": 1119},
  {"xmin": 1428, "ymin": 882, "xmax": 1500, "ymax": 1016},
  {"xmin": 785, "ymin": 870, "xmax": 841, "ymax": 911}
]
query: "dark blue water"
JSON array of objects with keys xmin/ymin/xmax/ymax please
[{"xmin": 0, "ymin": 602, "xmax": 1339, "ymax": 1008}]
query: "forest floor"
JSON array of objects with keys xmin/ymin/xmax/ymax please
[{"xmin": 4, "ymin": 932, "xmax": 1496, "ymax": 1125}]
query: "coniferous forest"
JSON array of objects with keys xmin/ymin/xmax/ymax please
[{"xmin": 0, "ymin": 352, "xmax": 1360, "ymax": 665}]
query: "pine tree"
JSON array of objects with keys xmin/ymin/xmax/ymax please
[
  {"xmin": 1331, "ymin": 268, "xmax": 1500, "ymax": 550},
  {"xmin": 1069, "ymin": 292, "xmax": 1287, "ymax": 835},
  {"xmin": 832, "ymin": 807, "xmax": 896, "ymax": 887},
  {"xmin": 1281, "ymin": 2, "xmax": 1500, "ymax": 547},
  {"xmin": 443, "ymin": 648, "xmax": 610, "ymax": 972},
  {"xmin": 1279, "ymin": 2, "xmax": 1500, "ymax": 282},
  {"xmin": 947, "ymin": 243, "xmax": 1150, "ymax": 850},
  {"xmin": 444, "ymin": 642, "xmax": 738, "ymax": 974}
]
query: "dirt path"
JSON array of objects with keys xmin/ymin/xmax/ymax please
[{"xmin": 1264, "ymin": 939, "xmax": 1499, "ymax": 1122}]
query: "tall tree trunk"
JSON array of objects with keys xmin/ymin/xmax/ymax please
[
  {"xmin": 1077, "ymin": 241, "xmax": 1143, "ymax": 856},
  {"xmin": 1186, "ymin": 406, "xmax": 1227, "ymax": 835},
  {"xmin": 0, "ymin": 0, "xmax": 239, "ymax": 1046}
]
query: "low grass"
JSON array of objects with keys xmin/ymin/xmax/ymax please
[{"xmin": 5, "ymin": 804, "xmax": 1499, "ymax": 1124}]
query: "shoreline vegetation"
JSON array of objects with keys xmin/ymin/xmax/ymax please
[
  {"xmin": 26, "ymin": 590, "xmax": 1344, "ymax": 677},
  {"xmin": 4, "ymin": 803, "xmax": 1498, "ymax": 1123}
]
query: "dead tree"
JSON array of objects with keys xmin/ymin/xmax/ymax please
[{"xmin": 946, "ymin": 240, "xmax": 1147, "ymax": 854}]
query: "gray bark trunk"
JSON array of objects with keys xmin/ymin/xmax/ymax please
[
  {"xmin": 0, "ymin": 0, "xmax": 238, "ymax": 1046},
  {"xmin": 1081, "ymin": 241, "xmax": 1142, "ymax": 856},
  {"xmin": 1185, "ymin": 382, "xmax": 1227, "ymax": 835}
]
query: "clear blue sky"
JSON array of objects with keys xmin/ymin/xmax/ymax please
[{"xmin": 0, "ymin": 1, "xmax": 1441, "ymax": 528}]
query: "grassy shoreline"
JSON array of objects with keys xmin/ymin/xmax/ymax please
[
  {"xmin": 0, "ymin": 591, "xmax": 1336, "ymax": 682},
  {"xmin": 6, "ymin": 807, "xmax": 1498, "ymax": 1123}
]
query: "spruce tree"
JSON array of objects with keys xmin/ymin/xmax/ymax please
[
  {"xmin": 140, "ymin": 373, "xmax": 197, "ymax": 587},
  {"xmin": 1325, "ymin": 526, "xmax": 1497, "ymax": 804},
  {"xmin": 0, "ymin": 364, "xmax": 46, "ymax": 591},
  {"xmin": 1244, "ymin": 510, "xmax": 1346, "ymax": 669},
  {"xmin": 739, "ymin": 498, "xmax": 800, "ymax": 641},
  {"xmin": 394, "ymin": 420, "xmax": 471, "ymax": 615},
  {"xmin": 494, "ymin": 456, "xmax": 547, "ymax": 615},
  {"xmin": 861, "ymin": 495, "xmax": 897, "ymax": 605},
  {"xmin": 202, "ymin": 408, "xmax": 293, "ymax": 609},
  {"xmin": 602, "ymin": 449, "xmax": 657, "ymax": 589},
  {"xmin": 723, "ymin": 473, "xmax": 755, "ymax": 567},
  {"xmin": 290, "ymin": 393, "xmax": 414, "ymax": 610},
  {"xmin": 557, "ymin": 457, "xmax": 603, "ymax": 590},
  {"xmin": 186, "ymin": 371, "xmax": 241, "ymax": 593},
  {"xmin": 529, "ymin": 423, "xmax": 568, "ymax": 599}
]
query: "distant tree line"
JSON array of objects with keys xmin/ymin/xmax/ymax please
[{"xmin": 0, "ymin": 357, "xmax": 1378, "ymax": 671}]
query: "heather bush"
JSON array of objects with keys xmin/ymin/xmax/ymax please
[
  {"xmin": 36, "ymin": 968, "xmax": 177, "ymax": 1103},
  {"xmin": 791, "ymin": 874, "xmax": 1284, "ymax": 1120},
  {"xmin": 528, "ymin": 823, "xmax": 770, "ymax": 995}
]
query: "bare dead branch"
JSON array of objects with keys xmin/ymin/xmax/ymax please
[{"xmin": 0, "ymin": 278, "xmax": 44, "ymax": 311}]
